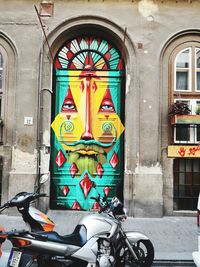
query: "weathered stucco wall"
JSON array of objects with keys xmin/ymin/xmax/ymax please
[{"xmin": 0, "ymin": 0, "xmax": 199, "ymax": 216}]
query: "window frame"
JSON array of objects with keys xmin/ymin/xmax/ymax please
[
  {"xmin": 174, "ymin": 47, "xmax": 192, "ymax": 92},
  {"xmin": 0, "ymin": 46, "xmax": 7, "ymax": 144},
  {"xmin": 195, "ymin": 48, "xmax": 200, "ymax": 92},
  {"xmin": 170, "ymin": 42, "xmax": 200, "ymax": 145},
  {"xmin": 173, "ymin": 158, "xmax": 200, "ymax": 211}
]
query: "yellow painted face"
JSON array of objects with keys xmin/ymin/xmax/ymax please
[{"xmin": 51, "ymin": 71, "xmax": 124, "ymax": 156}]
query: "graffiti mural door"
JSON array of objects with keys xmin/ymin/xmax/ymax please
[{"xmin": 50, "ymin": 36, "xmax": 125, "ymax": 210}]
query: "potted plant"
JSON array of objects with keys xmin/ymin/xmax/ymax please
[{"xmin": 168, "ymin": 101, "xmax": 191, "ymax": 117}]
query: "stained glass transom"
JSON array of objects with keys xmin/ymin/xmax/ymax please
[{"xmin": 55, "ymin": 36, "xmax": 123, "ymax": 70}]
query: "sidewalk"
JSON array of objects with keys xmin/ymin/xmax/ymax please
[{"xmin": 0, "ymin": 212, "xmax": 198, "ymax": 262}]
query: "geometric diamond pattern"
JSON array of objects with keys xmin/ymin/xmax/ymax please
[
  {"xmin": 109, "ymin": 152, "xmax": 119, "ymax": 169},
  {"xmin": 80, "ymin": 173, "xmax": 93, "ymax": 199},
  {"xmin": 96, "ymin": 163, "xmax": 104, "ymax": 178},
  {"xmin": 55, "ymin": 150, "xmax": 66, "ymax": 168},
  {"xmin": 62, "ymin": 185, "xmax": 69, "ymax": 197},
  {"xmin": 70, "ymin": 162, "xmax": 78, "ymax": 178},
  {"xmin": 104, "ymin": 186, "xmax": 111, "ymax": 196}
]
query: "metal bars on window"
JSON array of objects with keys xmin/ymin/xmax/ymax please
[{"xmin": 174, "ymin": 158, "xmax": 200, "ymax": 210}]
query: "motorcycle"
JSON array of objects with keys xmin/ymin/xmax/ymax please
[
  {"xmin": 0, "ymin": 225, "xmax": 5, "ymax": 257},
  {"xmin": 0, "ymin": 185, "xmax": 154, "ymax": 267}
]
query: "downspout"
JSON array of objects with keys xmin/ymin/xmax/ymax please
[{"xmin": 35, "ymin": 43, "xmax": 43, "ymax": 192}]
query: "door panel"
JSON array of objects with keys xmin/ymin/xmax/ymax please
[{"xmin": 51, "ymin": 69, "xmax": 124, "ymax": 210}]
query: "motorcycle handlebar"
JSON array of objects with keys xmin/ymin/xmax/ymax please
[
  {"xmin": 0, "ymin": 192, "xmax": 48, "ymax": 211},
  {"xmin": 90, "ymin": 196, "xmax": 98, "ymax": 201},
  {"xmin": 0, "ymin": 203, "xmax": 9, "ymax": 210}
]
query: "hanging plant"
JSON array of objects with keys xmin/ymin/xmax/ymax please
[{"xmin": 168, "ymin": 101, "xmax": 191, "ymax": 117}]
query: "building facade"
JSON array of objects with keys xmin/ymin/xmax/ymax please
[{"xmin": 0, "ymin": 0, "xmax": 199, "ymax": 217}]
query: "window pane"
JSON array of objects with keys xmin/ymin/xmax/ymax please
[
  {"xmin": 176, "ymin": 49, "xmax": 189, "ymax": 68},
  {"xmin": 0, "ymin": 53, "xmax": 2, "ymax": 90},
  {"xmin": 179, "ymin": 173, "xmax": 185, "ymax": 185},
  {"xmin": 197, "ymin": 126, "xmax": 200, "ymax": 142},
  {"xmin": 195, "ymin": 101, "xmax": 200, "ymax": 114},
  {"xmin": 176, "ymin": 71, "xmax": 188, "ymax": 90},
  {"xmin": 186, "ymin": 160, "xmax": 192, "ymax": 172},
  {"xmin": 0, "ymin": 70, "xmax": 2, "ymax": 89},
  {"xmin": 196, "ymin": 49, "xmax": 200, "ymax": 68},
  {"xmin": 0, "ymin": 53, "xmax": 2, "ymax": 68},
  {"xmin": 193, "ymin": 173, "xmax": 200, "ymax": 185},
  {"xmin": 193, "ymin": 159, "xmax": 200, "ymax": 172},
  {"xmin": 197, "ymin": 72, "xmax": 200, "ymax": 91},
  {"xmin": 176, "ymin": 125, "xmax": 190, "ymax": 141}
]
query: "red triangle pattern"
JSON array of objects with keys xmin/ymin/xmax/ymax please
[
  {"xmin": 71, "ymin": 201, "xmax": 81, "ymax": 210},
  {"xmin": 91, "ymin": 202, "xmax": 100, "ymax": 211}
]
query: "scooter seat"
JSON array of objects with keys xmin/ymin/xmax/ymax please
[{"xmin": 36, "ymin": 225, "xmax": 87, "ymax": 247}]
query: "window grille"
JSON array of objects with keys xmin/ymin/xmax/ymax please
[{"xmin": 174, "ymin": 158, "xmax": 200, "ymax": 210}]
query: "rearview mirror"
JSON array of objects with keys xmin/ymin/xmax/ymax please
[{"xmin": 39, "ymin": 174, "xmax": 49, "ymax": 185}]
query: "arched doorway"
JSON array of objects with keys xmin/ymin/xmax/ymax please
[{"xmin": 50, "ymin": 35, "xmax": 125, "ymax": 210}]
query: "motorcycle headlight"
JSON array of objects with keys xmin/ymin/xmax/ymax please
[{"xmin": 110, "ymin": 197, "xmax": 125, "ymax": 216}]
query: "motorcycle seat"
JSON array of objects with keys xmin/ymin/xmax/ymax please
[{"xmin": 36, "ymin": 225, "xmax": 87, "ymax": 247}]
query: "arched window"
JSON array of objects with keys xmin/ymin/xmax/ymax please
[
  {"xmin": 170, "ymin": 43, "xmax": 200, "ymax": 144},
  {"xmin": 169, "ymin": 40, "xmax": 200, "ymax": 210},
  {"xmin": 0, "ymin": 47, "xmax": 6, "ymax": 144},
  {"xmin": 54, "ymin": 36, "xmax": 123, "ymax": 70}
]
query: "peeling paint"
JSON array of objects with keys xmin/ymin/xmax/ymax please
[
  {"xmin": 135, "ymin": 162, "xmax": 162, "ymax": 174},
  {"xmin": 40, "ymin": 150, "xmax": 50, "ymax": 174},
  {"xmin": 138, "ymin": 0, "xmax": 158, "ymax": 18},
  {"xmin": 126, "ymin": 74, "xmax": 131, "ymax": 94},
  {"xmin": 43, "ymin": 130, "xmax": 50, "ymax": 146}
]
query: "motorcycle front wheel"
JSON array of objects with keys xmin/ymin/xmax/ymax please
[{"xmin": 116, "ymin": 239, "xmax": 154, "ymax": 267}]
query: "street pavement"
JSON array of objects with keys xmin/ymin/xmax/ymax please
[{"xmin": 0, "ymin": 211, "xmax": 198, "ymax": 266}]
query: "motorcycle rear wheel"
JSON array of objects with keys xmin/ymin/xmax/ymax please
[{"xmin": 116, "ymin": 239, "xmax": 154, "ymax": 267}]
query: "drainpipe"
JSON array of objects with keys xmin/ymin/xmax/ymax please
[{"xmin": 35, "ymin": 43, "xmax": 43, "ymax": 192}]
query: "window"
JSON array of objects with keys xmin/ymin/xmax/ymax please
[
  {"xmin": 196, "ymin": 48, "xmax": 200, "ymax": 91},
  {"xmin": 171, "ymin": 43, "xmax": 200, "ymax": 144},
  {"xmin": 174, "ymin": 159, "xmax": 200, "ymax": 210},
  {"xmin": 0, "ymin": 48, "xmax": 6, "ymax": 144},
  {"xmin": 0, "ymin": 52, "xmax": 3, "ymax": 89},
  {"xmin": 175, "ymin": 48, "xmax": 191, "ymax": 91}
]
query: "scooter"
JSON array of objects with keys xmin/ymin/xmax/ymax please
[
  {"xmin": 0, "ymin": 183, "xmax": 154, "ymax": 267},
  {"xmin": 0, "ymin": 174, "xmax": 54, "ymax": 265}
]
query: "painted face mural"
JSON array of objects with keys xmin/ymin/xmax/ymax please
[{"xmin": 51, "ymin": 36, "xmax": 125, "ymax": 210}]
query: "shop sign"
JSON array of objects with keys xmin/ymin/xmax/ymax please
[{"xmin": 168, "ymin": 145, "xmax": 200, "ymax": 158}]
